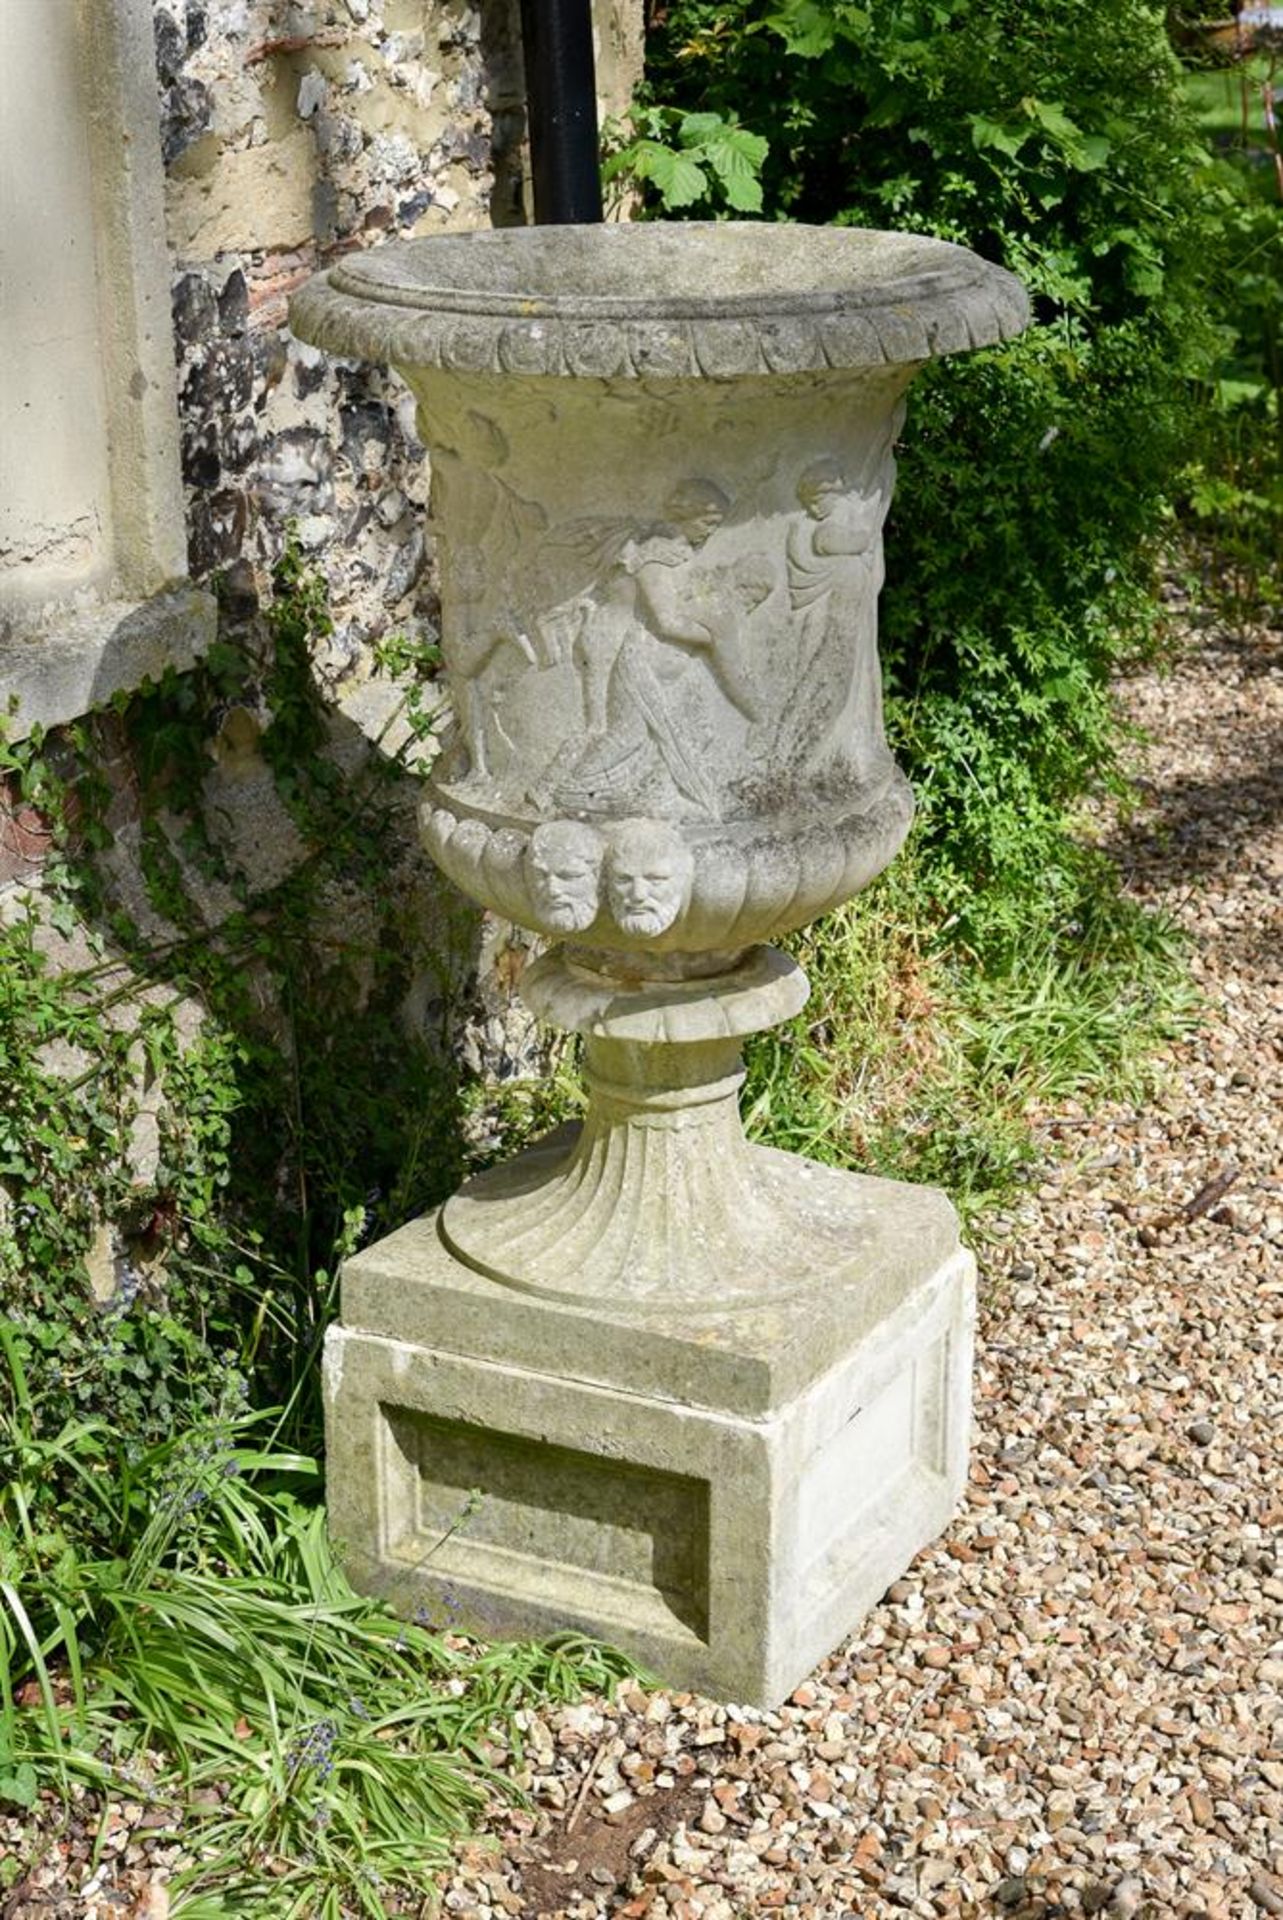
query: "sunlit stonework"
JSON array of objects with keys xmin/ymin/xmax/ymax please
[{"xmin": 293, "ymin": 221, "xmax": 1028, "ymax": 1701}]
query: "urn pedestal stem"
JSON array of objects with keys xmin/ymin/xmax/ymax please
[{"xmin": 440, "ymin": 943, "xmax": 839, "ymax": 1311}]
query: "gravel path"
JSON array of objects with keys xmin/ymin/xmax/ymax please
[
  {"xmin": 5, "ymin": 608, "xmax": 1279, "ymax": 1919},
  {"xmin": 437, "ymin": 607, "xmax": 1283, "ymax": 1920}
]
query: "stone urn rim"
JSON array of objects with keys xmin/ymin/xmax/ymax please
[{"xmin": 290, "ymin": 221, "xmax": 1029, "ymax": 379}]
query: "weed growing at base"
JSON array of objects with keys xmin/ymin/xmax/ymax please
[
  {"xmin": 0, "ymin": 1339, "xmax": 634, "ymax": 1916},
  {"xmin": 744, "ymin": 852, "xmax": 1197, "ymax": 1232}
]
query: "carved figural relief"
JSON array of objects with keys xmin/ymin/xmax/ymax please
[
  {"xmin": 518, "ymin": 816, "xmax": 695, "ymax": 939},
  {"xmin": 437, "ymin": 458, "xmax": 784, "ymax": 823},
  {"xmin": 551, "ymin": 479, "xmax": 735, "ymax": 822},
  {"xmin": 775, "ymin": 455, "xmax": 892, "ymax": 790},
  {"xmin": 431, "ymin": 439, "xmax": 906, "ymax": 855},
  {"xmin": 430, "ymin": 411, "xmax": 549, "ymax": 782}
]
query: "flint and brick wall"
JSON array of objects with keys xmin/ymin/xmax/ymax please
[
  {"xmin": 157, "ymin": 0, "xmax": 641, "ymax": 675},
  {"xmin": 1, "ymin": 2, "xmax": 642, "ymax": 1178}
]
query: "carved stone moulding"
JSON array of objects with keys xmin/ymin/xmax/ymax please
[
  {"xmin": 291, "ymin": 222, "xmax": 1029, "ymax": 381},
  {"xmin": 291, "ymin": 222, "xmax": 1028, "ymax": 964},
  {"xmin": 422, "ymin": 786, "xmax": 913, "ymax": 956}
]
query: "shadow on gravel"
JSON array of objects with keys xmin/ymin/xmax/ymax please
[
  {"xmin": 1102, "ymin": 722, "xmax": 1283, "ymax": 884},
  {"xmin": 1180, "ymin": 619, "xmax": 1283, "ymax": 680}
]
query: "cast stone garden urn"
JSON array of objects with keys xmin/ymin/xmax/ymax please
[{"xmin": 291, "ymin": 222, "xmax": 1028, "ymax": 1705}]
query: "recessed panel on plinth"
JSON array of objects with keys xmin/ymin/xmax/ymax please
[{"xmin": 325, "ymin": 1196, "xmax": 974, "ymax": 1705}]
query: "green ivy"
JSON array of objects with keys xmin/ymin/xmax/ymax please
[{"xmin": 0, "ymin": 546, "xmax": 472, "ymax": 1507}]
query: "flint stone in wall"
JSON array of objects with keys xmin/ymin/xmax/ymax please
[
  {"xmin": 181, "ymin": 337, "xmax": 255, "ymax": 417},
  {"xmin": 383, "ymin": 529, "xmax": 425, "ymax": 607},
  {"xmin": 181, "ymin": 420, "xmax": 220, "ymax": 491},
  {"xmin": 218, "ymin": 267, "xmax": 250, "ymax": 332},
  {"xmin": 188, "ymin": 488, "xmax": 249, "ymax": 576},
  {"xmin": 172, "ymin": 269, "xmax": 218, "ymax": 348}
]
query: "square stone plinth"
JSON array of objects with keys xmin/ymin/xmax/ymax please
[{"xmin": 325, "ymin": 1179, "xmax": 975, "ymax": 1707}]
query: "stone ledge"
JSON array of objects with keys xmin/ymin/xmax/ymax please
[
  {"xmin": 1, "ymin": 586, "xmax": 218, "ymax": 740},
  {"xmin": 341, "ymin": 1177, "xmax": 962, "ymax": 1417},
  {"xmin": 290, "ymin": 223, "xmax": 1031, "ymax": 383}
]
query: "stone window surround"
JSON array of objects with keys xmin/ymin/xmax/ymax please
[{"xmin": 0, "ymin": 0, "xmax": 215, "ymax": 742}]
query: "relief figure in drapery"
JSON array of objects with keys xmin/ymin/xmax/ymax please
[
  {"xmin": 551, "ymin": 479, "xmax": 758, "ymax": 821},
  {"xmin": 431, "ymin": 425, "xmax": 548, "ymax": 781},
  {"xmin": 772, "ymin": 456, "xmax": 893, "ymax": 790}
]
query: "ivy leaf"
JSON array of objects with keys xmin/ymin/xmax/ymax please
[
  {"xmin": 48, "ymin": 898, "xmax": 78, "ymax": 940},
  {"xmin": 761, "ymin": 2, "xmax": 835, "ymax": 57},
  {"xmin": 1076, "ymin": 134, "xmax": 1111, "ymax": 171}
]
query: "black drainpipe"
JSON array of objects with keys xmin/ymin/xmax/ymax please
[{"xmin": 518, "ymin": 0, "xmax": 605, "ymax": 224}]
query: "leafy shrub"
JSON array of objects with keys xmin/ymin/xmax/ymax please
[
  {"xmin": 602, "ymin": 104, "xmax": 768, "ymax": 212},
  {"xmin": 1176, "ymin": 52, "xmax": 1281, "ymax": 615},
  {"xmin": 639, "ymin": 0, "xmax": 1223, "ymax": 956},
  {"xmin": 0, "ymin": 548, "xmax": 471, "ymax": 1475}
]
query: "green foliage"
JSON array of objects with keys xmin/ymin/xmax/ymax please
[
  {"xmin": 1176, "ymin": 54, "xmax": 1281, "ymax": 616},
  {"xmin": 0, "ymin": 544, "xmax": 473, "ymax": 1475},
  {"xmin": 639, "ymin": 0, "xmax": 1225, "ymax": 956},
  {"xmin": 370, "ymin": 622, "xmax": 446, "ymax": 740},
  {"xmin": 601, "ymin": 105, "xmax": 768, "ymax": 213},
  {"xmin": 0, "ymin": 760, "xmax": 248, "ymax": 1506},
  {"xmin": 743, "ymin": 849, "xmax": 1197, "ymax": 1228},
  {"xmin": 0, "ymin": 1353, "xmax": 634, "ymax": 1915},
  {"xmin": 0, "ymin": 549, "xmax": 645, "ymax": 1898}
]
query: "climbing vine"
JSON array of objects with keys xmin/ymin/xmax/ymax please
[{"xmin": 0, "ymin": 546, "xmax": 474, "ymax": 1468}]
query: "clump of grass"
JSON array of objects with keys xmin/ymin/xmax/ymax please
[
  {"xmin": 744, "ymin": 852, "xmax": 1198, "ymax": 1230},
  {"xmin": 0, "ymin": 1330, "xmax": 634, "ymax": 1917}
]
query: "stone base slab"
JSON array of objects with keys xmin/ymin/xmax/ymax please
[{"xmin": 325, "ymin": 1189, "xmax": 975, "ymax": 1705}]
